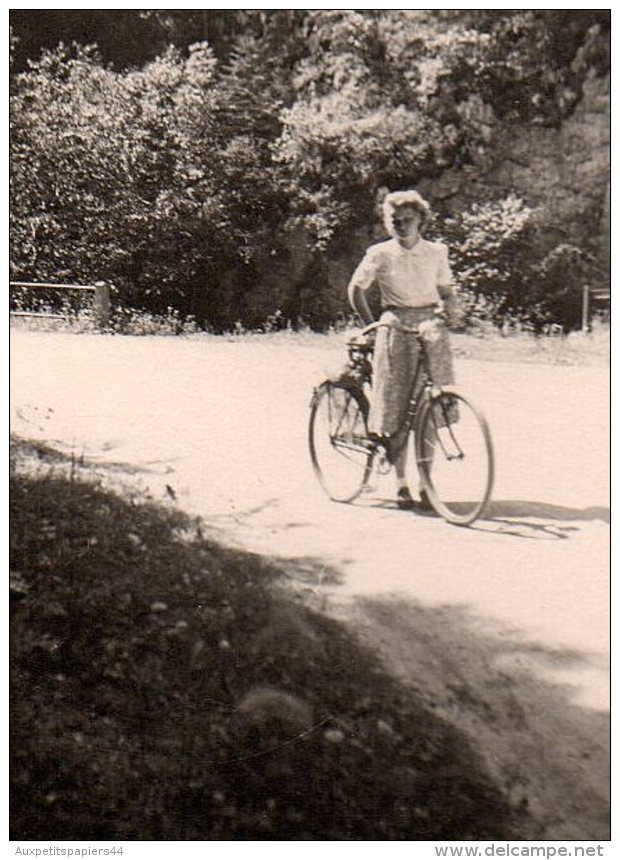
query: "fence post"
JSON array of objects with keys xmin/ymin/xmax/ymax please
[
  {"xmin": 93, "ymin": 281, "xmax": 111, "ymax": 329},
  {"xmin": 581, "ymin": 284, "xmax": 590, "ymax": 332}
]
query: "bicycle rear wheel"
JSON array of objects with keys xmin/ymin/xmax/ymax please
[
  {"xmin": 309, "ymin": 381, "xmax": 373, "ymax": 502},
  {"xmin": 415, "ymin": 389, "xmax": 494, "ymax": 525}
]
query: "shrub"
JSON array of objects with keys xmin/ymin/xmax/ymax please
[
  {"xmin": 109, "ymin": 307, "xmax": 201, "ymax": 336},
  {"xmin": 437, "ymin": 196, "xmax": 540, "ymax": 328},
  {"xmin": 530, "ymin": 243, "xmax": 607, "ymax": 331},
  {"xmin": 437, "ymin": 196, "xmax": 603, "ymax": 332},
  {"xmin": 9, "ymin": 41, "xmax": 288, "ymax": 328}
]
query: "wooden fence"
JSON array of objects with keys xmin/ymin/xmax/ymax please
[
  {"xmin": 581, "ymin": 284, "xmax": 611, "ymax": 331},
  {"xmin": 9, "ymin": 281, "xmax": 111, "ymax": 328}
]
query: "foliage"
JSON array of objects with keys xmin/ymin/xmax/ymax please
[
  {"xmin": 437, "ymin": 195, "xmax": 539, "ymax": 328},
  {"xmin": 108, "ymin": 307, "xmax": 201, "ymax": 336},
  {"xmin": 438, "ymin": 197, "xmax": 608, "ymax": 332},
  {"xmin": 530, "ymin": 242, "xmax": 608, "ymax": 331},
  {"xmin": 10, "ymin": 10, "xmax": 167, "ymax": 71},
  {"xmin": 439, "ymin": 195, "xmax": 602, "ymax": 332},
  {"xmin": 273, "ymin": 10, "xmax": 609, "ymax": 249},
  {"xmin": 9, "ymin": 10, "xmax": 609, "ymax": 331},
  {"xmin": 274, "ymin": 11, "xmax": 468, "ymax": 245},
  {"xmin": 448, "ymin": 11, "xmax": 609, "ymax": 125},
  {"xmin": 10, "ymin": 41, "xmax": 282, "ymax": 328}
]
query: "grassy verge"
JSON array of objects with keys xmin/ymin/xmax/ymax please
[
  {"xmin": 450, "ymin": 322, "xmax": 610, "ymax": 367},
  {"xmin": 10, "ymin": 437, "xmax": 526, "ymax": 841},
  {"xmin": 11, "ymin": 315, "xmax": 610, "ymax": 367}
]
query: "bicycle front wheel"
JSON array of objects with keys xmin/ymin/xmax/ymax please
[
  {"xmin": 415, "ymin": 389, "xmax": 494, "ymax": 526},
  {"xmin": 309, "ymin": 381, "xmax": 373, "ymax": 503}
]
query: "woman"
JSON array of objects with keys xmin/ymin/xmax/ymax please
[{"xmin": 347, "ymin": 189, "xmax": 458, "ymax": 510}]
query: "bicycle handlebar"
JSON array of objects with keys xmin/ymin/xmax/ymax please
[{"xmin": 349, "ymin": 312, "xmax": 447, "ymax": 345}]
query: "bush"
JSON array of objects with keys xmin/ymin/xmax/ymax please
[
  {"xmin": 530, "ymin": 243, "xmax": 607, "ymax": 331},
  {"xmin": 9, "ymin": 41, "xmax": 289, "ymax": 328},
  {"xmin": 438, "ymin": 195, "xmax": 535, "ymax": 324},
  {"xmin": 109, "ymin": 307, "xmax": 201, "ymax": 336},
  {"xmin": 438, "ymin": 196, "xmax": 604, "ymax": 332}
]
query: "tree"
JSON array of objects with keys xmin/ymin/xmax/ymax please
[
  {"xmin": 10, "ymin": 36, "xmax": 297, "ymax": 328},
  {"xmin": 10, "ymin": 10, "xmax": 610, "ymax": 330},
  {"xmin": 10, "ymin": 44, "xmax": 220, "ymax": 311}
]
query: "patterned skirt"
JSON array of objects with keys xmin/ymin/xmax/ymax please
[{"xmin": 368, "ymin": 306, "xmax": 455, "ymax": 438}]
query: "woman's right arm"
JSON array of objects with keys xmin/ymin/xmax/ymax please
[
  {"xmin": 347, "ymin": 281, "xmax": 375, "ymax": 326},
  {"xmin": 347, "ymin": 248, "xmax": 378, "ymax": 326}
]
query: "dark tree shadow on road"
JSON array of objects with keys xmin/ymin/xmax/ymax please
[
  {"xmin": 12, "ymin": 436, "xmax": 608, "ymax": 840},
  {"xmin": 11, "ymin": 436, "xmax": 525, "ymax": 841},
  {"xmin": 348, "ymin": 595, "xmax": 610, "ymax": 841}
]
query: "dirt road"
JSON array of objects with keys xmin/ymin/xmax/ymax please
[{"xmin": 10, "ymin": 330, "xmax": 610, "ymax": 839}]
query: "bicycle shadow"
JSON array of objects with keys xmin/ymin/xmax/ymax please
[
  {"xmin": 473, "ymin": 500, "xmax": 610, "ymax": 541},
  {"xmin": 487, "ymin": 500, "xmax": 609, "ymax": 524},
  {"xmin": 357, "ymin": 493, "xmax": 609, "ymax": 541}
]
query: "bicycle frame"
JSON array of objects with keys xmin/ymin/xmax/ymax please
[
  {"xmin": 393, "ymin": 338, "xmax": 434, "ymax": 453},
  {"xmin": 350, "ymin": 319, "xmax": 443, "ymax": 460},
  {"xmin": 312, "ymin": 318, "xmax": 493, "ymax": 523}
]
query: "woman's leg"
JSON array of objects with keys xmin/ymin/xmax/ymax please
[
  {"xmin": 367, "ymin": 320, "xmax": 411, "ymax": 439},
  {"xmin": 412, "ymin": 327, "xmax": 456, "ymax": 509},
  {"xmin": 427, "ymin": 325, "xmax": 455, "ymax": 386},
  {"xmin": 390, "ymin": 331, "xmax": 419, "ymax": 503},
  {"xmin": 396, "ymin": 322, "xmax": 453, "ymax": 504}
]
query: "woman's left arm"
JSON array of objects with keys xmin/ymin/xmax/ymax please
[
  {"xmin": 438, "ymin": 284, "xmax": 458, "ymax": 328},
  {"xmin": 437, "ymin": 245, "xmax": 459, "ymax": 328}
]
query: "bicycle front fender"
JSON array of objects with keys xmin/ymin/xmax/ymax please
[{"xmin": 429, "ymin": 383, "xmax": 458, "ymax": 400}]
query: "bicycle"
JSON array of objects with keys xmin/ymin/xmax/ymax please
[{"xmin": 308, "ymin": 317, "xmax": 494, "ymax": 526}]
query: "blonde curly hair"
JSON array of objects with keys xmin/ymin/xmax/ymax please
[{"xmin": 382, "ymin": 189, "xmax": 431, "ymax": 234}]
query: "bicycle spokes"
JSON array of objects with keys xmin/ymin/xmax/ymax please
[
  {"xmin": 309, "ymin": 382, "xmax": 373, "ymax": 502},
  {"xmin": 429, "ymin": 397, "xmax": 464, "ymax": 460},
  {"xmin": 416, "ymin": 392, "xmax": 493, "ymax": 525}
]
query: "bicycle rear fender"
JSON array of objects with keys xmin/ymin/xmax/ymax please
[{"xmin": 310, "ymin": 379, "xmax": 369, "ymax": 417}]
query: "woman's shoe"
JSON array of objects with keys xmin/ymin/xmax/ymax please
[
  {"xmin": 397, "ymin": 486, "xmax": 416, "ymax": 510},
  {"xmin": 418, "ymin": 487, "xmax": 433, "ymax": 512}
]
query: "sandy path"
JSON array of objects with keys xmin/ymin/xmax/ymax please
[{"xmin": 10, "ymin": 330, "xmax": 610, "ymax": 838}]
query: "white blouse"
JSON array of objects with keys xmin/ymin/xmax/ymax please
[{"xmin": 350, "ymin": 237, "xmax": 454, "ymax": 308}]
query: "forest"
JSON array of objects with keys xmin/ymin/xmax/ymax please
[{"xmin": 9, "ymin": 10, "xmax": 610, "ymax": 331}]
